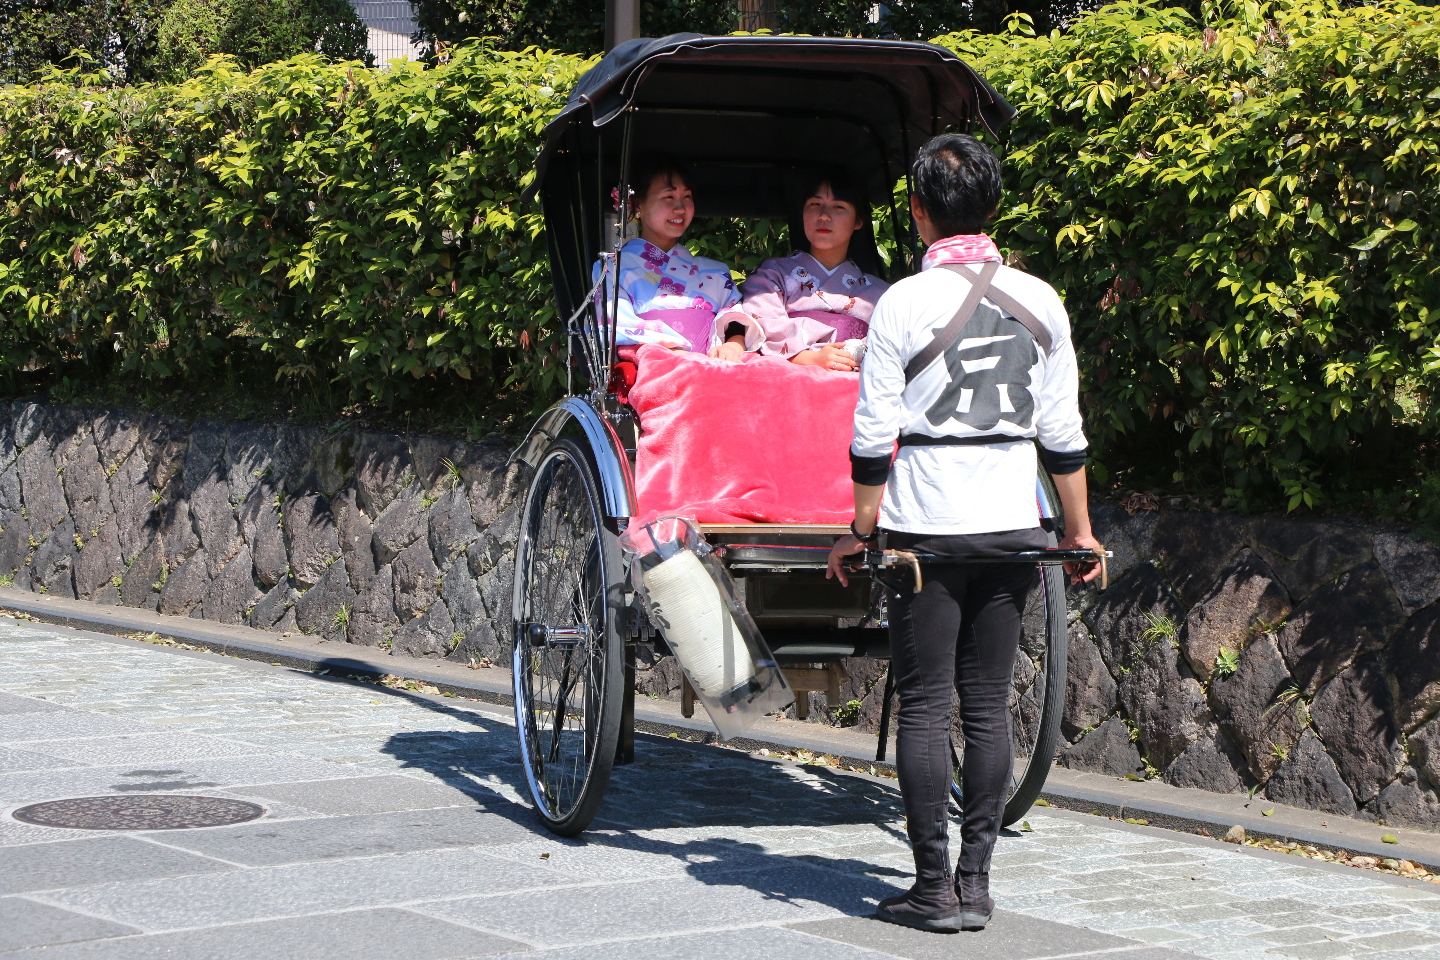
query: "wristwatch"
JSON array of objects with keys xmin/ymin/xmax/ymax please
[{"xmin": 849, "ymin": 520, "xmax": 878, "ymax": 544}]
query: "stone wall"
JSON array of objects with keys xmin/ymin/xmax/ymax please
[
  {"xmin": 4, "ymin": 400, "xmax": 1440, "ymax": 829},
  {"xmin": 0, "ymin": 400, "xmax": 523, "ymax": 666}
]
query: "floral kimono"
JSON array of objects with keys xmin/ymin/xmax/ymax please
[
  {"xmin": 595, "ymin": 238, "xmax": 741, "ymax": 353},
  {"xmin": 721, "ymin": 251, "xmax": 889, "ymax": 359}
]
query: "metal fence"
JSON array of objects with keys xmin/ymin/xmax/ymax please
[{"xmin": 351, "ymin": 0, "xmax": 424, "ymax": 65}]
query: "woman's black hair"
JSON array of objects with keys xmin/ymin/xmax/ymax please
[
  {"xmin": 910, "ymin": 134, "xmax": 1002, "ymax": 238},
  {"xmin": 786, "ymin": 167, "xmax": 883, "ymax": 278},
  {"xmin": 629, "ymin": 156, "xmax": 693, "ymax": 201}
]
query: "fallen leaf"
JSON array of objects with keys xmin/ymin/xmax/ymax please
[
  {"xmin": 1262, "ymin": 808, "xmax": 1274, "ymax": 816},
  {"xmin": 1383, "ymin": 834, "xmax": 1400, "ymax": 844}
]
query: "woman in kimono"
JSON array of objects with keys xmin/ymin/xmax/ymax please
[
  {"xmin": 597, "ymin": 157, "xmax": 748, "ymax": 358},
  {"xmin": 719, "ymin": 171, "xmax": 889, "ymax": 372}
]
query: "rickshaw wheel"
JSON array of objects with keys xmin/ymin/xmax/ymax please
[
  {"xmin": 512, "ymin": 437, "xmax": 624, "ymax": 836},
  {"xmin": 950, "ymin": 472, "xmax": 1070, "ymax": 827}
]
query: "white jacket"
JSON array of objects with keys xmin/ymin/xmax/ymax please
[{"xmin": 850, "ymin": 263, "xmax": 1088, "ymax": 535}]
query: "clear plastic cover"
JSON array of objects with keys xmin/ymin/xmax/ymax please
[{"xmin": 619, "ymin": 516, "xmax": 793, "ymax": 740}]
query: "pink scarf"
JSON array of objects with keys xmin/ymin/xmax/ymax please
[{"xmin": 920, "ymin": 234, "xmax": 1002, "ymax": 271}]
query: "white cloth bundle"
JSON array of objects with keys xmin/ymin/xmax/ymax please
[
  {"xmin": 844, "ymin": 338, "xmax": 867, "ymax": 365},
  {"xmin": 642, "ymin": 550, "xmax": 756, "ymax": 699}
]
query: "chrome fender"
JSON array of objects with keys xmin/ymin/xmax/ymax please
[{"xmin": 510, "ymin": 398, "xmax": 636, "ymax": 521}]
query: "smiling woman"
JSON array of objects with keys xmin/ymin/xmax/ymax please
[{"xmin": 592, "ymin": 157, "xmax": 748, "ymax": 359}]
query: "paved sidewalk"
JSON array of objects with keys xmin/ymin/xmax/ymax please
[{"xmin": 1, "ymin": 619, "xmax": 1439, "ymax": 959}]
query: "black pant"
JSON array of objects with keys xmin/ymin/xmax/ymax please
[{"xmin": 886, "ymin": 527, "xmax": 1047, "ymax": 884}]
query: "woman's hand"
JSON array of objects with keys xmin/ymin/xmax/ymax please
[
  {"xmin": 792, "ymin": 343, "xmax": 858, "ymax": 372},
  {"xmin": 826, "ymin": 534, "xmax": 866, "ymax": 586},
  {"xmin": 707, "ymin": 340, "xmax": 746, "ymax": 363},
  {"xmin": 1058, "ymin": 531, "xmax": 1104, "ymax": 585}
]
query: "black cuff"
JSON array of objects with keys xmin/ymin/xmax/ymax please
[
  {"xmin": 850, "ymin": 450, "xmax": 891, "ymax": 486},
  {"xmin": 1040, "ymin": 445, "xmax": 1088, "ymax": 476}
]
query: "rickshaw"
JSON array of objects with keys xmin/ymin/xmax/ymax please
[{"xmin": 511, "ymin": 33, "xmax": 1094, "ymax": 837}]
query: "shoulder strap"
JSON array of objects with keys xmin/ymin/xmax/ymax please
[
  {"xmin": 904, "ymin": 260, "xmax": 999, "ymax": 383},
  {"xmin": 941, "ymin": 262, "xmax": 1054, "ymax": 356}
]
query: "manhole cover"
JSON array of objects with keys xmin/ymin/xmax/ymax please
[{"xmin": 11, "ymin": 795, "xmax": 266, "ymax": 831}]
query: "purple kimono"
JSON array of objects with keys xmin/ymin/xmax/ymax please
[{"xmin": 720, "ymin": 251, "xmax": 889, "ymax": 358}]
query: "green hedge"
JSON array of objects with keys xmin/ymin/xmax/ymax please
[
  {"xmin": 936, "ymin": 0, "xmax": 1440, "ymax": 510},
  {"xmin": 2, "ymin": 0, "xmax": 1438, "ymax": 512},
  {"xmin": 0, "ymin": 47, "xmax": 587, "ymax": 407}
]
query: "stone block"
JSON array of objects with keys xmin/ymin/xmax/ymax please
[
  {"xmin": 353, "ymin": 432, "xmax": 413, "ymax": 515},
  {"xmin": 373, "ymin": 495, "xmax": 426, "ymax": 566},
  {"xmin": 188, "ymin": 472, "xmax": 240, "ymax": 576},
  {"xmin": 17, "ymin": 438, "xmax": 69, "ymax": 536},
  {"xmin": 467, "ymin": 503, "xmax": 519, "ymax": 579},
  {"xmin": 1365, "ymin": 768, "xmax": 1440, "ymax": 830},
  {"xmin": 1063, "ymin": 621, "xmax": 1117, "ymax": 740},
  {"xmin": 1253, "ymin": 516, "xmax": 1372, "ymax": 602},
  {"xmin": 410, "ymin": 435, "xmax": 458, "ymax": 491},
  {"xmin": 72, "ymin": 516, "xmax": 122, "ymax": 600},
  {"xmin": 269, "ymin": 422, "xmax": 321, "ymax": 492},
  {"xmin": 1276, "ymin": 560, "xmax": 1402, "ymax": 694},
  {"xmin": 428, "ymin": 487, "xmax": 479, "ymax": 564},
  {"xmin": 1310, "ymin": 657, "xmax": 1405, "ymax": 804},
  {"xmin": 312, "ymin": 430, "xmax": 358, "ymax": 497},
  {"xmin": 448, "ymin": 620, "xmax": 503, "ymax": 666},
  {"xmin": 1151, "ymin": 509, "xmax": 1251, "ymax": 605},
  {"xmin": 0, "ymin": 508, "xmax": 28, "ymax": 577},
  {"xmin": 1264, "ymin": 729, "xmax": 1357, "ymax": 815},
  {"xmin": 90, "ymin": 407, "xmax": 141, "ymax": 468},
  {"xmin": 1373, "ymin": 530, "xmax": 1440, "ymax": 616},
  {"xmin": 198, "ymin": 545, "xmax": 264, "ymax": 624},
  {"xmin": 221, "ymin": 422, "xmax": 277, "ymax": 506},
  {"xmin": 11, "ymin": 399, "xmax": 44, "ymax": 448},
  {"xmin": 182, "ymin": 419, "xmax": 227, "ymax": 494},
  {"xmin": 1387, "ymin": 600, "xmax": 1440, "ymax": 730},
  {"xmin": 1089, "ymin": 502, "xmax": 1145, "ymax": 582},
  {"xmin": 1086, "ymin": 561, "xmax": 1187, "ymax": 676},
  {"xmin": 138, "ymin": 412, "xmax": 188, "ymax": 491},
  {"xmin": 157, "ymin": 548, "xmax": 211, "ymax": 616},
  {"xmin": 282, "ymin": 492, "xmax": 342, "ymax": 589},
  {"xmin": 1209, "ymin": 634, "xmax": 1305, "ymax": 782},
  {"xmin": 249, "ymin": 579, "xmax": 294, "ymax": 631},
  {"xmin": 25, "ymin": 516, "xmax": 78, "ymax": 598},
  {"xmin": 1059, "ymin": 716, "xmax": 1145, "ymax": 777},
  {"xmin": 392, "ymin": 538, "xmax": 440, "ymax": 623},
  {"xmin": 390, "ymin": 598, "xmax": 457, "ymax": 659},
  {"xmin": 440, "ymin": 554, "xmax": 487, "ymax": 636},
  {"xmin": 1183, "ymin": 550, "xmax": 1291, "ymax": 680},
  {"xmin": 118, "ymin": 537, "xmax": 164, "ymax": 610},
  {"xmin": 1162, "ymin": 723, "xmax": 1250, "ymax": 793},
  {"xmin": 460, "ymin": 443, "xmax": 518, "ymax": 528},
  {"xmin": 293, "ymin": 559, "xmax": 356, "ymax": 640},
  {"xmin": 60, "ymin": 435, "xmax": 113, "ymax": 533},
  {"xmin": 155, "ymin": 493, "xmax": 198, "ymax": 561},
  {"xmin": 1118, "ymin": 637, "xmax": 1208, "ymax": 769},
  {"xmin": 239, "ymin": 488, "xmax": 288, "ymax": 589},
  {"xmin": 348, "ymin": 565, "xmax": 400, "ymax": 647},
  {"xmin": 106, "ymin": 448, "xmax": 157, "ymax": 558},
  {"xmin": 633, "ymin": 648, "xmax": 686, "ymax": 701},
  {"xmin": 333, "ymin": 488, "xmax": 376, "ymax": 583}
]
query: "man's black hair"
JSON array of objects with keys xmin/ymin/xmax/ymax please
[
  {"xmin": 910, "ymin": 134, "xmax": 1002, "ymax": 238},
  {"xmin": 629, "ymin": 156, "xmax": 692, "ymax": 201}
]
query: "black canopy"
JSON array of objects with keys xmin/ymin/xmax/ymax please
[{"xmin": 535, "ymin": 33, "xmax": 1016, "ymax": 320}]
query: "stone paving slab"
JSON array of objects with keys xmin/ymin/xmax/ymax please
[
  {"xmin": 3, "ymin": 618, "xmax": 1440, "ymax": 959},
  {"xmin": 0, "ymin": 898, "xmax": 139, "ymax": 953}
]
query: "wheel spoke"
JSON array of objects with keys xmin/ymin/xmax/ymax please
[{"xmin": 512, "ymin": 441, "xmax": 616, "ymax": 832}]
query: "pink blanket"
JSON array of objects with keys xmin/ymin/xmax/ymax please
[{"xmin": 628, "ymin": 344, "xmax": 860, "ymax": 525}]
